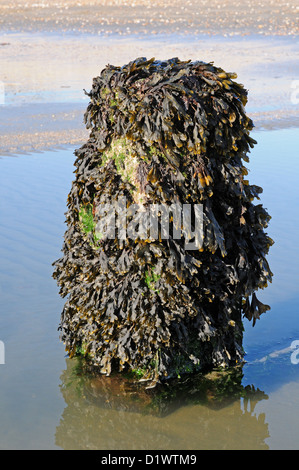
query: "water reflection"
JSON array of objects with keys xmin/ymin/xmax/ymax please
[
  {"xmin": 55, "ymin": 357, "xmax": 269, "ymax": 450},
  {"xmin": 0, "ymin": 128, "xmax": 298, "ymax": 449}
]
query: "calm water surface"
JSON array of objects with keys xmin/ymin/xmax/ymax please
[{"xmin": 0, "ymin": 128, "xmax": 298, "ymax": 450}]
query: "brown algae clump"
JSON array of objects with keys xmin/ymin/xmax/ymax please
[{"xmin": 53, "ymin": 57, "xmax": 273, "ymax": 387}]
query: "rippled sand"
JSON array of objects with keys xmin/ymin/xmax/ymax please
[{"xmin": 1, "ymin": 0, "xmax": 298, "ymax": 37}]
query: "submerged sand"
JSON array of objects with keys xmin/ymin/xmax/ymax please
[{"xmin": 0, "ymin": 0, "xmax": 298, "ymax": 155}]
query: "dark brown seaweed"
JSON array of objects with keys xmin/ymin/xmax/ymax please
[{"xmin": 53, "ymin": 57, "xmax": 273, "ymax": 387}]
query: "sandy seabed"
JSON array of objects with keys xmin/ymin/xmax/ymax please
[{"xmin": 0, "ymin": 0, "xmax": 298, "ymax": 155}]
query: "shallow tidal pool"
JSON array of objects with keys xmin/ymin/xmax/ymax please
[{"xmin": 0, "ymin": 127, "xmax": 298, "ymax": 450}]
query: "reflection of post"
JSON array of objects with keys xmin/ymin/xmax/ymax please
[
  {"xmin": 0, "ymin": 341, "xmax": 5, "ymax": 364},
  {"xmin": 55, "ymin": 359, "xmax": 270, "ymax": 450},
  {"xmin": 0, "ymin": 81, "xmax": 5, "ymax": 105}
]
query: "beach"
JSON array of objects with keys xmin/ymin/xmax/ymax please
[
  {"xmin": 1, "ymin": 0, "xmax": 298, "ymax": 37},
  {"xmin": 1, "ymin": 1, "xmax": 299, "ymax": 450},
  {"xmin": 0, "ymin": 0, "xmax": 298, "ymax": 155}
]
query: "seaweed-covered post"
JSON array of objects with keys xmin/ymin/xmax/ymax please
[{"xmin": 53, "ymin": 57, "xmax": 273, "ymax": 387}]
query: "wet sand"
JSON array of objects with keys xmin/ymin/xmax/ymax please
[
  {"xmin": 1, "ymin": 0, "xmax": 298, "ymax": 37},
  {"xmin": 0, "ymin": 0, "xmax": 298, "ymax": 155}
]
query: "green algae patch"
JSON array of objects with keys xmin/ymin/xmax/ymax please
[
  {"xmin": 144, "ymin": 267, "xmax": 161, "ymax": 292},
  {"xmin": 100, "ymin": 138, "xmax": 140, "ymax": 188},
  {"xmin": 53, "ymin": 57, "xmax": 273, "ymax": 388},
  {"xmin": 79, "ymin": 204, "xmax": 95, "ymax": 235}
]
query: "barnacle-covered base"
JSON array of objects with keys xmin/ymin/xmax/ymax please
[{"xmin": 53, "ymin": 57, "xmax": 273, "ymax": 388}]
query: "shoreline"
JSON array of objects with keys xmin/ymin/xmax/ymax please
[
  {"xmin": 1, "ymin": 0, "xmax": 298, "ymax": 37},
  {"xmin": 1, "ymin": 101, "xmax": 299, "ymax": 158},
  {"xmin": 0, "ymin": 0, "xmax": 298, "ymax": 156}
]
